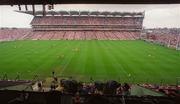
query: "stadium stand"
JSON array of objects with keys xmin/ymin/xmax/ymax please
[
  {"xmin": 143, "ymin": 28, "xmax": 180, "ymax": 49},
  {"xmin": 0, "ymin": 28, "xmax": 31, "ymax": 41},
  {"xmin": 0, "ymin": 10, "xmax": 180, "ymax": 104},
  {"xmin": 0, "ymin": 78, "xmax": 179, "ymax": 104},
  {"xmin": 0, "ymin": 11, "xmax": 144, "ymax": 41},
  {"xmin": 141, "ymin": 84, "xmax": 180, "ymax": 97}
]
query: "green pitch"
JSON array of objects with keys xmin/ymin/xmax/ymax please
[{"xmin": 0, "ymin": 40, "xmax": 180, "ymax": 84}]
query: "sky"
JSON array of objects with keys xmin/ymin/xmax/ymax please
[{"xmin": 0, "ymin": 4, "xmax": 180, "ymax": 28}]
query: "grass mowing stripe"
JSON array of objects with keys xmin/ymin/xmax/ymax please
[{"xmin": 0, "ymin": 40, "xmax": 180, "ymax": 84}]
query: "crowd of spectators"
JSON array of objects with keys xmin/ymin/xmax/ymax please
[
  {"xmin": 31, "ymin": 16, "xmax": 143, "ymax": 26},
  {"xmin": 141, "ymin": 83, "xmax": 180, "ymax": 97},
  {"xmin": 32, "ymin": 72, "xmax": 180, "ymax": 98},
  {"xmin": 35, "ymin": 77, "xmax": 131, "ymax": 96},
  {"xmin": 30, "ymin": 31, "xmax": 139, "ymax": 40},
  {"xmin": 144, "ymin": 28, "xmax": 180, "ymax": 49},
  {"xmin": 1, "ymin": 80, "xmax": 178, "ymax": 104},
  {"xmin": 33, "ymin": 76, "xmax": 180, "ymax": 102},
  {"xmin": 0, "ymin": 28, "xmax": 140, "ymax": 41},
  {"xmin": 33, "ymin": 77, "xmax": 180, "ymax": 99},
  {"xmin": 0, "ymin": 28, "xmax": 31, "ymax": 41},
  {"xmin": 0, "ymin": 15, "xmax": 143, "ymax": 41},
  {"xmin": 1, "ymin": 28, "xmax": 180, "ymax": 48}
]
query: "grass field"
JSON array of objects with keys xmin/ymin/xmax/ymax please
[{"xmin": 0, "ymin": 40, "xmax": 180, "ymax": 84}]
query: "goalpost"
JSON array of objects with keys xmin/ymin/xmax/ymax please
[
  {"xmin": 176, "ymin": 34, "xmax": 180, "ymax": 50},
  {"xmin": 2, "ymin": 73, "xmax": 8, "ymax": 80}
]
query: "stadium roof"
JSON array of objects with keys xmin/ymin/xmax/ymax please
[
  {"xmin": 0, "ymin": 0, "xmax": 179, "ymax": 5},
  {"xmin": 69, "ymin": 11, "xmax": 80, "ymax": 15},
  {"xmin": 59, "ymin": 11, "xmax": 70, "ymax": 15},
  {"xmin": 90, "ymin": 11, "xmax": 100, "ymax": 15},
  {"xmin": 80, "ymin": 11, "xmax": 89, "ymax": 15},
  {"xmin": 16, "ymin": 10, "xmax": 145, "ymax": 17}
]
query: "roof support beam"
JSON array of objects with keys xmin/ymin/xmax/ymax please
[
  {"xmin": 25, "ymin": 5, "xmax": 28, "ymax": 11},
  {"xmin": 18, "ymin": 5, "xmax": 21, "ymax": 11},
  {"xmin": 32, "ymin": 5, "xmax": 35, "ymax": 16},
  {"xmin": 42, "ymin": 5, "xmax": 46, "ymax": 16}
]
